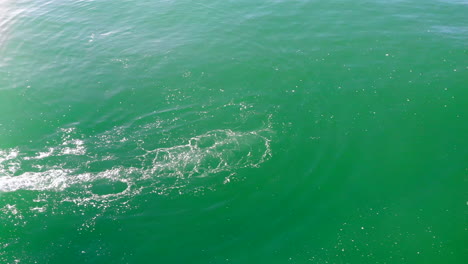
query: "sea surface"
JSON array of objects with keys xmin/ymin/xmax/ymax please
[{"xmin": 0, "ymin": 0, "xmax": 467, "ymax": 263}]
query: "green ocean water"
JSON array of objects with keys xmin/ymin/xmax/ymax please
[{"xmin": 0, "ymin": 0, "xmax": 467, "ymax": 263}]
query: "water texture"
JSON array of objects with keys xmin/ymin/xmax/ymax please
[{"xmin": 0, "ymin": 0, "xmax": 467, "ymax": 263}]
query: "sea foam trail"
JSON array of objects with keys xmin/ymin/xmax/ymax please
[{"xmin": 0, "ymin": 127, "xmax": 272, "ymax": 201}]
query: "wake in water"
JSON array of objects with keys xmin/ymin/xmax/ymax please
[{"xmin": 0, "ymin": 124, "xmax": 272, "ymax": 207}]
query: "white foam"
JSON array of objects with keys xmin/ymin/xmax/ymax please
[
  {"xmin": 60, "ymin": 139, "xmax": 86, "ymax": 155},
  {"xmin": 0, "ymin": 127, "xmax": 272, "ymax": 205},
  {"xmin": 23, "ymin": 148, "xmax": 55, "ymax": 160},
  {"xmin": 0, "ymin": 169, "xmax": 73, "ymax": 192},
  {"xmin": 0, "ymin": 148, "xmax": 20, "ymax": 175}
]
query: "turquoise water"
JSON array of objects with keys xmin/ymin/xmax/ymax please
[{"xmin": 0, "ymin": 0, "xmax": 467, "ymax": 263}]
